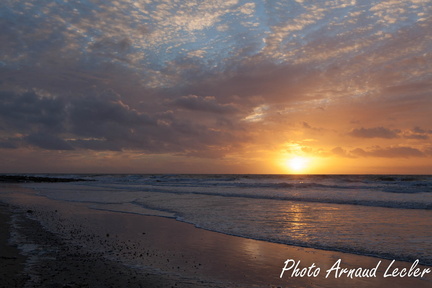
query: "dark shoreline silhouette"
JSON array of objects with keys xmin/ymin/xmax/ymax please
[{"xmin": 0, "ymin": 175, "xmax": 92, "ymax": 183}]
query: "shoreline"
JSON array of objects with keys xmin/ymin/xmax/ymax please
[
  {"xmin": 0, "ymin": 202, "xmax": 28, "ymax": 287},
  {"xmin": 0, "ymin": 202, "xmax": 226, "ymax": 288},
  {"xmin": 1, "ymin": 184, "xmax": 431, "ymax": 287}
]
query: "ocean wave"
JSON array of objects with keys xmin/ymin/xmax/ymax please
[{"xmin": 87, "ymin": 174, "xmax": 432, "ymax": 194}]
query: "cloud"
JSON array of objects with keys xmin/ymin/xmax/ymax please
[
  {"xmin": 348, "ymin": 126, "xmax": 431, "ymax": 140},
  {"xmin": 67, "ymin": 90, "xmax": 155, "ymax": 139},
  {"xmin": 0, "ymin": 87, "xmax": 246, "ymax": 155},
  {"xmin": 88, "ymin": 37, "xmax": 134, "ymax": 63},
  {"xmin": 0, "ymin": 90, "xmax": 66, "ymax": 133},
  {"xmin": 331, "ymin": 147, "xmax": 352, "ymax": 158},
  {"xmin": 351, "ymin": 146, "xmax": 425, "ymax": 158},
  {"xmin": 348, "ymin": 127, "xmax": 400, "ymax": 138},
  {"xmin": 0, "ymin": 0, "xmax": 431, "ymax": 173},
  {"xmin": 302, "ymin": 122, "xmax": 323, "ymax": 131},
  {"xmin": 329, "ymin": 144, "xmax": 430, "ymax": 158},
  {"xmin": 242, "ymin": 105, "xmax": 269, "ymax": 122},
  {"xmin": 168, "ymin": 95, "xmax": 238, "ymax": 114},
  {"xmin": 25, "ymin": 132, "xmax": 74, "ymax": 150},
  {"xmin": 0, "ymin": 140, "xmax": 18, "ymax": 149},
  {"xmin": 403, "ymin": 128, "xmax": 430, "ymax": 140},
  {"xmin": 424, "ymin": 146, "xmax": 432, "ymax": 156}
]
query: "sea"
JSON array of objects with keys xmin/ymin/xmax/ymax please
[{"xmin": 11, "ymin": 174, "xmax": 432, "ymax": 266}]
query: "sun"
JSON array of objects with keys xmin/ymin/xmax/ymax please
[{"xmin": 286, "ymin": 156, "xmax": 309, "ymax": 173}]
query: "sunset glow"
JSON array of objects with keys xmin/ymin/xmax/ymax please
[
  {"xmin": 287, "ymin": 157, "xmax": 309, "ymax": 174},
  {"xmin": 0, "ymin": 0, "xmax": 431, "ymax": 174}
]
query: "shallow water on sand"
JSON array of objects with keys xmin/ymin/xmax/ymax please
[
  {"xmin": 21, "ymin": 174, "xmax": 432, "ymax": 265},
  {"xmin": 1, "ymin": 181, "xmax": 432, "ymax": 288}
]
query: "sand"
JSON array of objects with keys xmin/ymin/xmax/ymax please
[
  {"xmin": 0, "ymin": 203, "xmax": 225, "ymax": 288},
  {"xmin": 0, "ymin": 203, "xmax": 28, "ymax": 287},
  {"xmin": 1, "ymin": 183, "xmax": 431, "ymax": 288}
]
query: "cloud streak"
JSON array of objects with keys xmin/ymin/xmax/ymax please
[
  {"xmin": 332, "ymin": 145, "xmax": 428, "ymax": 158},
  {"xmin": 349, "ymin": 127, "xmax": 401, "ymax": 139}
]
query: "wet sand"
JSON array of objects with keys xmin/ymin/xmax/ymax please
[
  {"xmin": 1, "ymin": 183, "xmax": 431, "ymax": 287},
  {"xmin": 0, "ymin": 203, "xmax": 28, "ymax": 287},
  {"xmin": 0, "ymin": 202, "xmax": 224, "ymax": 288}
]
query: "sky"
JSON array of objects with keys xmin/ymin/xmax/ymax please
[{"xmin": 0, "ymin": 0, "xmax": 431, "ymax": 174}]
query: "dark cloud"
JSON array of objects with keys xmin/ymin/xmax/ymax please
[
  {"xmin": 348, "ymin": 127, "xmax": 400, "ymax": 139},
  {"xmin": 68, "ymin": 139, "xmax": 122, "ymax": 152},
  {"xmin": 90, "ymin": 37, "xmax": 132, "ymax": 53},
  {"xmin": 382, "ymin": 82, "xmax": 432, "ymax": 98},
  {"xmin": 402, "ymin": 127, "xmax": 431, "ymax": 140},
  {"xmin": 0, "ymin": 140, "xmax": 18, "ymax": 149},
  {"xmin": 347, "ymin": 126, "xmax": 431, "ymax": 141},
  {"xmin": 412, "ymin": 127, "xmax": 428, "ymax": 134},
  {"xmin": 351, "ymin": 146, "xmax": 425, "ymax": 158},
  {"xmin": 88, "ymin": 37, "xmax": 134, "ymax": 63},
  {"xmin": 0, "ymin": 87, "xmax": 243, "ymax": 154},
  {"xmin": 67, "ymin": 90, "xmax": 154, "ymax": 139},
  {"xmin": 168, "ymin": 95, "xmax": 238, "ymax": 114},
  {"xmin": 198, "ymin": 61, "xmax": 318, "ymax": 103},
  {"xmin": 403, "ymin": 133, "xmax": 429, "ymax": 140},
  {"xmin": 331, "ymin": 147, "xmax": 351, "ymax": 158},
  {"xmin": 302, "ymin": 122, "xmax": 323, "ymax": 132},
  {"xmin": 25, "ymin": 132, "xmax": 73, "ymax": 151},
  {"xmin": 0, "ymin": 90, "xmax": 66, "ymax": 133},
  {"xmin": 330, "ymin": 145, "xmax": 429, "ymax": 159}
]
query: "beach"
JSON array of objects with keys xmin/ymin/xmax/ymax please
[
  {"xmin": 0, "ymin": 188, "xmax": 223, "ymax": 288},
  {"xmin": 0, "ymin": 202, "xmax": 27, "ymax": 288},
  {"xmin": 1, "ymin": 180, "xmax": 431, "ymax": 287}
]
